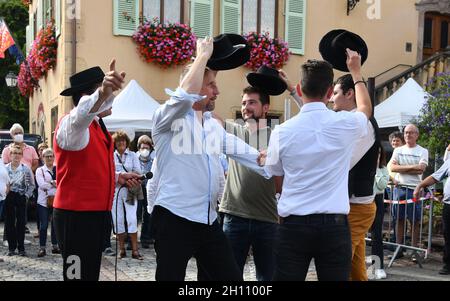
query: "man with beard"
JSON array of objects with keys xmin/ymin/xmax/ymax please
[{"xmin": 217, "ymin": 66, "xmax": 289, "ymax": 281}]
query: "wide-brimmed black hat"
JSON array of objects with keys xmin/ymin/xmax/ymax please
[
  {"xmin": 246, "ymin": 65, "xmax": 287, "ymax": 96},
  {"xmin": 319, "ymin": 29, "xmax": 368, "ymax": 72},
  {"xmin": 60, "ymin": 66, "xmax": 105, "ymax": 96},
  {"xmin": 207, "ymin": 34, "xmax": 250, "ymax": 71}
]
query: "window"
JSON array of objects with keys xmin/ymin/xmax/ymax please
[
  {"xmin": 441, "ymin": 21, "xmax": 448, "ymax": 49},
  {"xmin": 142, "ymin": 0, "xmax": 183, "ymax": 23},
  {"xmin": 424, "ymin": 17, "xmax": 433, "ymax": 48},
  {"xmin": 242, "ymin": 0, "xmax": 277, "ymax": 37}
]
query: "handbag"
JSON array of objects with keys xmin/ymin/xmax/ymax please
[
  {"xmin": 41, "ymin": 168, "xmax": 56, "ymax": 208},
  {"xmin": 47, "ymin": 195, "xmax": 55, "ymax": 208}
]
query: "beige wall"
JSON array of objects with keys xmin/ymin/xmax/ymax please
[{"xmin": 29, "ymin": 0, "xmax": 421, "ymax": 142}]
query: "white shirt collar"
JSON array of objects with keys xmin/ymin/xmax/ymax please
[{"xmin": 300, "ymin": 102, "xmax": 328, "ymax": 113}]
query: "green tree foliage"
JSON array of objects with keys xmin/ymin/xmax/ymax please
[
  {"xmin": 416, "ymin": 72, "xmax": 450, "ymax": 158},
  {"xmin": 0, "ymin": 0, "xmax": 29, "ymax": 130}
]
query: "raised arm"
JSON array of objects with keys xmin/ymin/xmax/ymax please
[
  {"xmin": 346, "ymin": 49, "xmax": 372, "ymax": 119},
  {"xmin": 152, "ymin": 38, "xmax": 214, "ymax": 136}
]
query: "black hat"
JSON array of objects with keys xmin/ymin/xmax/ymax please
[
  {"xmin": 319, "ymin": 29, "xmax": 368, "ymax": 72},
  {"xmin": 207, "ymin": 34, "xmax": 250, "ymax": 71},
  {"xmin": 60, "ymin": 66, "xmax": 105, "ymax": 96},
  {"xmin": 246, "ymin": 65, "xmax": 287, "ymax": 96}
]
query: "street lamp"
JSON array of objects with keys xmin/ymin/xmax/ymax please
[{"xmin": 5, "ymin": 71, "xmax": 18, "ymax": 87}]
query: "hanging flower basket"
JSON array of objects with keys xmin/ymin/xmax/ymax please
[
  {"xmin": 29, "ymin": 20, "xmax": 57, "ymax": 79},
  {"xmin": 244, "ymin": 32, "xmax": 290, "ymax": 71},
  {"xmin": 17, "ymin": 60, "xmax": 38, "ymax": 97},
  {"xmin": 132, "ymin": 19, "xmax": 196, "ymax": 68}
]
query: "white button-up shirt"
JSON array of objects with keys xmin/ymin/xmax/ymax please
[
  {"xmin": 349, "ymin": 109, "xmax": 376, "ymax": 204},
  {"xmin": 55, "ymin": 89, "xmax": 122, "ymax": 183},
  {"xmin": 265, "ymin": 102, "xmax": 368, "ymax": 217},
  {"xmin": 152, "ymin": 88, "xmax": 267, "ymax": 225},
  {"xmin": 35, "ymin": 165, "xmax": 56, "ymax": 207}
]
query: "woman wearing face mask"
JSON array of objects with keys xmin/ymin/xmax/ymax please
[
  {"xmin": 1, "ymin": 124, "xmax": 39, "ymax": 173},
  {"xmin": 136, "ymin": 135, "xmax": 155, "ymax": 248}
]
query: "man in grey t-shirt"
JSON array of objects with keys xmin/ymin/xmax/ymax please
[{"xmin": 219, "ymin": 85, "xmax": 281, "ymax": 281}]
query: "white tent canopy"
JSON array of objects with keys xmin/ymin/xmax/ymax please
[
  {"xmin": 103, "ymin": 80, "xmax": 160, "ymax": 140},
  {"xmin": 374, "ymin": 78, "xmax": 429, "ymax": 128}
]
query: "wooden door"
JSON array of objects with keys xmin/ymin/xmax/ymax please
[{"xmin": 423, "ymin": 12, "xmax": 450, "ymax": 59}]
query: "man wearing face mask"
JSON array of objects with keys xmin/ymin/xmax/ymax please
[
  {"xmin": 135, "ymin": 135, "xmax": 155, "ymax": 248},
  {"xmin": 2, "ymin": 123, "xmax": 39, "ymax": 173}
]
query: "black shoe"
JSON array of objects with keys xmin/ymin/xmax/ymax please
[
  {"xmin": 25, "ymin": 227, "xmax": 30, "ymax": 234},
  {"xmin": 439, "ymin": 266, "xmax": 450, "ymax": 275},
  {"xmin": 18, "ymin": 251, "xmax": 26, "ymax": 257},
  {"xmin": 7, "ymin": 251, "xmax": 16, "ymax": 256},
  {"xmin": 51, "ymin": 247, "xmax": 61, "ymax": 254},
  {"xmin": 37, "ymin": 249, "xmax": 46, "ymax": 257}
]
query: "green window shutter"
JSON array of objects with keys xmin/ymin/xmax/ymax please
[
  {"xmin": 190, "ymin": 0, "xmax": 214, "ymax": 38},
  {"xmin": 55, "ymin": 0, "xmax": 61, "ymax": 37},
  {"xmin": 285, "ymin": 0, "xmax": 306, "ymax": 55},
  {"xmin": 221, "ymin": 0, "xmax": 241, "ymax": 34},
  {"xmin": 113, "ymin": 0, "xmax": 140, "ymax": 36},
  {"xmin": 37, "ymin": 0, "xmax": 44, "ymax": 30},
  {"xmin": 26, "ymin": 25, "xmax": 31, "ymax": 54},
  {"xmin": 29, "ymin": 13, "xmax": 35, "ymax": 49},
  {"xmin": 44, "ymin": 0, "xmax": 52, "ymax": 25}
]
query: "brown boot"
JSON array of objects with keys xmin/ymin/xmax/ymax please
[
  {"xmin": 130, "ymin": 232, "xmax": 143, "ymax": 260},
  {"xmin": 118, "ymin": 233, "xmax": 126, "ymax": 258}
]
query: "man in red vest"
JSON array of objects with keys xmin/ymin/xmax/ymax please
[{"xmin": 53, "ymin": 60, "xmax": 141, "ymax": 281}]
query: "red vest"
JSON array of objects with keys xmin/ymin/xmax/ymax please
[{"xmin": 53, "ymin": 118, "xmax": 115, "ymax": 211}]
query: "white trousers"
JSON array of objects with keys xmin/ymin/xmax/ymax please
[{"xmin": 112, "ymin": 188, "xmax": 138, "ymax": 234}]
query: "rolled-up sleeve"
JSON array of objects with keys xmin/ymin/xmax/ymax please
[{"xmin": 152, "ymin": 88, "xmax": 206, "ymax": 136}]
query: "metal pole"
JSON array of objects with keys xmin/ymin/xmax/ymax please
[{"xmin": 427, "ymin": 198, "xmax": 433, "ymax": 256}]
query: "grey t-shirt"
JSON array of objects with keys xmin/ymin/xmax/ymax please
[
  {"xmin": 431, "ymin": 159, "xmax": 450, "ymax": 204},
  {"xmin": 219, "ymin": 122, "xmax": 277, "ymax": 223}
]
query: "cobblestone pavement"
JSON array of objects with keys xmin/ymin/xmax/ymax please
[{"xmin": 0, "ymin": 223, "xmax": 449, "ymax": 281}]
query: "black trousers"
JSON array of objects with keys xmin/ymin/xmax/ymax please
[
  {"xmin": 370, "ymin": 194, "xmax": 385, "ymax": 269},
  {"xmin": 4, "ymin": 192, "xmax": 26, "ymax": 252},
  {"xmin": 138, "ymin": 183, "xmax": 152, "ymax": 242},
  {"xmin": 274, "ymin": 214, "xmax": 352, "ymax": 281},
  {"xmin": 53, "ymin": 209, "xmax": 109, "ymax": 281},
  {"xmin": 443, "ymin": 203, "xmax": 450, "ymax": 267},
  {"xmin": 152, "ymin": 205, "xmax": 242, "ymax": 281}
]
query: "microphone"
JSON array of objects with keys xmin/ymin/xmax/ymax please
[{"xmin": 139, "ymin": 172, "xmax": 153, "ymax": 181}]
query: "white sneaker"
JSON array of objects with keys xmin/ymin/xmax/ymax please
[
  {"xmin": 374, "ymin": 269, "xmax": 387, "ymax": 279},
  {"xmin": 24, "ymin": 240, "xmax": 31, "ymax": 245},
  {"xmin": 2, "ymin": 241, "xmax": 7, "ymax": 247}
]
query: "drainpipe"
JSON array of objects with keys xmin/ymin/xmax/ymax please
[{"xmin": 72, "ymin": 15, "xmax": 76, "ymax": 75}]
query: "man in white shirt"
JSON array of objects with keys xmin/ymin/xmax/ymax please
[
  {"xmin": 414, "ymin": 156, "xmax": 450, "ymax": 275},
  {"xmin": 151, "ymin": 37, "xmax": 267, "ymax": 281},
  {"xmin": 263, "ymin": 49, "xmax": 372, "ymax": 281},
  {"xmin": 330, "ymin": 73, "xmax": 380, "ymax": 281},
  {"xmin": 391, "ymin": 124, "xmax": 428, "ymax": 250},
  {"xmin": 54, "ymin": 61, "xmax": 142, "ymax": 281}
]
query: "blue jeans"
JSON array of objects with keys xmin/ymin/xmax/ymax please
[
  {"xmin": 392, "ymin": 187, "xmax": 422, "ymax": 222},
  {"xmin": 222, "ymin": 213, "xmax": 277, "ymax": 281},
  {"xmin": 38, "ymin": 204, "xmax": 57, "ymax": 247}
]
